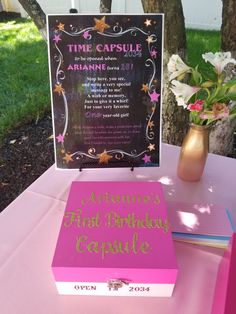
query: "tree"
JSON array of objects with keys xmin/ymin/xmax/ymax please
[
  {"xmin": 141, "ymin": 0, "xmax": 189, "ymax": 145},
  {"xmin": 18, "ymin": 0, "xmax": 47, "ymax": 40},
  {"xmin": 221, "ymin": 0, "xmax": 236, "ymax": 57},
  {"xmin": 209, "ymin": 0, "xmax": 236, "ymax": 156},
  {"xmin": 18, "ymin": 0, "xmax": 112, "ymax": 38},
  {"xmin": 100, "ymin": 0, "xmax": 112, "ymax": 13}
]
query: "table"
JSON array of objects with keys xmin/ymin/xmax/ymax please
[{"xmin": 0, "ymin": 144, "xmax": 236, "ymax": 314}]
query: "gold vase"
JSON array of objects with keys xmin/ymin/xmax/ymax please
[{"xmin": 177, "ymin": 124, "xmax": 210, "ymax": 181}]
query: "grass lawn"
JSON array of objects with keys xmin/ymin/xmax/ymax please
[
  {"xmin": 186, "ymin": 29, "xmax": 221, "ymax": 72},
  {"xmin": 0, "ymin": 19, "xmax": 221, "ymax": 141},
  {"xmin": 0, "ymin": 18, "xmax": 50, "ymax": 140}
]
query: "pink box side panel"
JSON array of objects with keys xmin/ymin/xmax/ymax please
[
  {"xmin": 225, "ymin": 233, "xmax": 236, "ymax": 314},
  {"xmin": 211, "ymin": 233, "xmax": 236, "ymax": 314},
  {"xmin": 52, "ymin": 266, "xmax": 178, "ymax": 284}
]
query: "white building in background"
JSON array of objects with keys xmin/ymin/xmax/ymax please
[{"xmin": 1, "ymin": 0, "xmax": 222, "ymax": 30}]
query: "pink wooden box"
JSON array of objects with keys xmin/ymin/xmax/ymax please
[
  {"xmin": 52, "ymin": 181, "xmax": 178, "ymax": 296},
  {"xmin": 211, "ymin": 233, "xmax": 236, "ymax": 314}
]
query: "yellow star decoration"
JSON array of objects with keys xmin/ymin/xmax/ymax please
[
  {"xmin": 94, "ymin": 16, "xmax": 110, "ymax": 33},
  {"xmin": 144, "ymin": 19, "xmax": 152, "ymax": 27},
  {"xmin": 57, "ymin": 23, "xmax": 65, "ymax": 31},
  {"xmin": 146, "ymin": 35, "xmax": 155, "ymax": 44},
  {"xmin": 97, "ymin": 150, "xmax": 113, "ymax": 164},
  {"xmin": 148, "ymin": 121, "xmax": 155, "ymax": 129},
  {"xmin": 63, "ymin": 153, "xmax": 73, "ymax": 164},
  {"xmin": 53, "ymin": 83, "xmax": 65, "ymax": 95},
  {"xmin": 148, "ymin": 143, "xmax": 155, "ymax": 151},
  {"xmin": 141, "ymin": 84, "xmax": 149, "ymax": 93}
]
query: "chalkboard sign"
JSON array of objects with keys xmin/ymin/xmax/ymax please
[{"xmin": 47, "ymin": 14, "xmax": 163, "ymax": 169}]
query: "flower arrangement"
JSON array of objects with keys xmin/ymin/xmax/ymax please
[{"xmin": 168, "ymin": 52, "xmax": 236, "ymax": 125}]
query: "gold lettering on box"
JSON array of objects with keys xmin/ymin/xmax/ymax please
[
  {"xmin": 81, "ymin": 191, "xmax": 162, "ymax": 206},
  {"xmin": 68, "ymin": 190, "xmax": 169, "ymax": 257},
  {"xmin": 64, "ymin": 209, "xmax": 100, "ymax": 228},
  {"xmin": 76, "ymin": 235, "xmax": 88, "ymax": 253},
  {"xmin": 64, "ymin": 210, "xmax": 77, "ymax": 227},
  {"xmin": 75, "ymin": 232, "xmax": 152, "ymax": 259},
  {"xmin": 105, "ymin": 211, "xmax": 170, "ymax": 233},
  {"xmin": 87, "ymin": 241, "xmax": 99, "ymax": 253},
  {"xmin": 140, "ymin": 241, "xmax": 150, "ymax": 254}
]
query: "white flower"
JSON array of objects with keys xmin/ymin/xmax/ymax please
[
  {"xmin": 167, "ymin": 54, "xmax": 191, "ymax": 81},
  {"xmin": 202, "ymin": 52, "xmax": 236, "ymax": 74},
  {"xmin": 170, "ymin": 80, "xmax": 200, "ymax": 108}
]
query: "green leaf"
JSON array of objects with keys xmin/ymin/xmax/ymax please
[
  {"xmin": 226, "ymin": 93, "xmax": 236, "ymax": 101},
  {"xmin": 191, "ymin": 69, "xmax": 202, "ymax": 85},
  {"xmin": 201, "ymin": 81, "xmax": 214, "ymax": 88},
  {"xmin": 223, "ymin": 78, "xmax": 236, "ymax": 89}
]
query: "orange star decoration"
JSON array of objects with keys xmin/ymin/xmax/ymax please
[
  {"xmin": 148, "ymin": 143, "xmax": 155, "ymax": 151},
  {"xmin": 53, "ymin": 83, "xmax": 65, "ymax": 95},
  {"xmin": 141, "ymin": 83, "xmax": 149, "ymax": 93},
  {"xmin": 57, "ymin": 23, "xmax": 65, "ymax": 31},
  {"xmin": 148, "ymin": 121, "xmax": 155, "ymax": 129},
  {"xmin": 144, "ymin": 19, "xmax": 152, "ymax": 27},
  {"xmin": 94, "ymin": 16, "xmax": 110, "ymax": 33},
  {"xmin": 97, "ymin": 150, "xmax": 113, "ymax": 164},
  {"xmin": 146, "ymin": 35, "xmax": 155, "ymax": 44},
  {"xmin": 63, "ymin": 153, "xmax": 73, "ymax": 164}
]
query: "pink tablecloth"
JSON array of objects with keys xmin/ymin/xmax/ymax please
[{"xmin": 0, "ymin": 144, "xmax": 235, "ymax": 314}]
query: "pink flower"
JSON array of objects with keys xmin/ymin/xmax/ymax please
[
  {"xmin": 187, "ymin": 100, "xmax": 204, "ymax": 112},
  {"xmin": 212, "ymin": 103, "xmax": 229, "ymax": 119},
  {"xmin": 200, "ymin": 103, "xmax": 229, "ymax": 120},
  {"xmin": 199, "ymin": 111, "xmax": 214, "ymax": 120}
]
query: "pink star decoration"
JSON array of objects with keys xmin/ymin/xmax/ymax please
[
  {"xmin": 142, "ymin": 154, "xmax": 151, "ymax": 163},
  {"xmin": 83, "ymin": 31, "xmax": 90, "ymax": 39},
  {"xmin": 53, "ymin": 34, "xmax": 62, "ymax": 44},
  {"xmin": 151, "ymin": 49, "xmax": 157, "ymax": 58},
  {"xmin": 149, "ymin": 90, "xmax": 160, "ymax": 102},
  {"xmin": 56, "ymin": 134, "xmax": 64, "ymax": 143}
]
